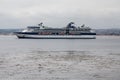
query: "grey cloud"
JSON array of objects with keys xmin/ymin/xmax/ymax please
[{"xmin": 0, "ymin": 0, "xmax": 120, "ymax": 28}]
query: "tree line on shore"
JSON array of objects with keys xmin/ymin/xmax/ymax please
[{"xmin": 0, "ymin": 28, "xmax": 120, "ymax": 35}]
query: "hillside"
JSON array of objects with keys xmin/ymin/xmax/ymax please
[{"xmin": 0, "ymin": 28, "xmax": 120, "ymax": 35}]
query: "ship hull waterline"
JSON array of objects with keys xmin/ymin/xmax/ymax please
[{"xmin": 16, "ymin": 34, "xmax": 96, "ymax": 39}]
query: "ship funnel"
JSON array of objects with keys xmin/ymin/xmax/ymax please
[{"xmin": 66, "ymin": 22, "xmax": 76, "ymax": 28}]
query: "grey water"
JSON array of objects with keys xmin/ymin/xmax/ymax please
[
  {"xmin": 0, "ymin": 35, "xmax": 120, "ymax": 80},
  {"xmin": 0, "ymin": 35, "xmax": 120, "ymax": 54}
]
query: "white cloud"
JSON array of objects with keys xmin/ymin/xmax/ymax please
[{"xmin": 0, "ymin": 0, "xmax": 120, "ymax": 28}]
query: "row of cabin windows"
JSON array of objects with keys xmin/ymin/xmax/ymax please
[
  {"xmin": 39, "ymin": 32, "xmax": 83, "ymax": 35},
  {"xmin": 39, "ymin": 32, "xmax": 65, "ymax": 35}
]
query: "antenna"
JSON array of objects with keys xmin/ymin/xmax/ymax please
[{"xmin": 38, "ymin": 22, "xmax": 43, "ymax": 26}]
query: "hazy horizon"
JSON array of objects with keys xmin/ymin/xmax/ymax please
[{"xmin": 0, "ymin": 0, "xmax": 120, "ymax": 29}]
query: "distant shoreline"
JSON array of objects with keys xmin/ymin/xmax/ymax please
[{"xmin": 0, "ymin": 28, "xmax": 120, "ymax": 35}]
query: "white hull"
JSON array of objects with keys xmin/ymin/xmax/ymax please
[{"xmin": 16, "ymin": 34, "xmax": 96, "ymax": 39}]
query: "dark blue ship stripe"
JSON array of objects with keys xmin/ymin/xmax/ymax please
[
  {"xmin": 17, "ymin": 36, "xmax": 96, "ymax": 39},
  {"xmin": 15, "ymin": 32, "xmax": 96, "ymax": 35},
  {"xmin": 80, "ymin": 33, "xmax": 96, "ymax": 35},
  {"xmin": 15, "ymin": 32, "xmax": 39, "ymax": 35}
]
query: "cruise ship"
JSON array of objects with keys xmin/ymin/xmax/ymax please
[{"xmin": 15, "ymin": 22, "xmax": 96, "ymax": 39}]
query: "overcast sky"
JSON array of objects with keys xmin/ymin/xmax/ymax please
[{"xmin": 0, "ymin": 0, "xmax": 120, "ymax": 29}]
